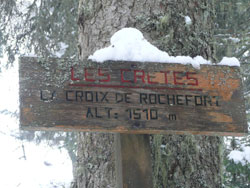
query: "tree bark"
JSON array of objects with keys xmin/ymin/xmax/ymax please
[{"xmin": 74, "ymin": 0, "xmax": 223, "ymax": 187}]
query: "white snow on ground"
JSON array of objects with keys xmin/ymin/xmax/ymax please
[
  {"xmin": 0, "ymin": 59, "xmax": 73, "ymax": 187},
  {"xmin": 89, "ymin": 27, "xmax": 240, "ymax": 68},
  {"xmin": 229, "ymin": 146, "xmax": 250, "ymax": 165}
]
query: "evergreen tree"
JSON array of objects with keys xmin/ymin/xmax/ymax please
[{"xmin": 215, "ymin": 1, "xmax": 250, "ymax": 187}]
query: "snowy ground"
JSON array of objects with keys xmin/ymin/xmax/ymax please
[{"xmin": 0, "ymin": 59, "xmax": 73, "ymax": 188}]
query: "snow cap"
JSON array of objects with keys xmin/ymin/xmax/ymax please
[{"xmin": 89, "ymin": 27, "xmax": 240, "ymax": 68}]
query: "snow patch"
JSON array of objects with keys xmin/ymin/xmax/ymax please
[
  {"xmin": 217, "ymin": 57, "xmax": 240, "ymax": 67},
  {"xmin": 0, "ymin": 60, "xmax": 73, "ymax": 187},
  {"xmin": 23, "ymin": 53, "xmax": 37, "ymax": 57},
  {"xmin": 185, "ymin": 16, "xmax": 192, "ymax": 25},
  {"xmin": 54, "ymin": 42, "xmax": 68, "ymax": 57},
  {"xmin": 89, "ymin": 28, "xmax": 240, "ymax": 68},
  {"xmin": 228, "ymin": 37, "xmax": 240, "ymax": 43},
  {"xmin": 89, "ymin": 28, "xmax": 171, "ymax": 64},
  {"xmin": 229, "ymin": 146, "xmax": 250, "ymax": 165}
]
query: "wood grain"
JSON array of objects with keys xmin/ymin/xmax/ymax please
[
  {"xmin": 19, "ymin": 57, "xmax": 248, "ymax": 136},
  {"xmin": 115, "ymin": 134, "xmax": 153, "ymax": 188}
]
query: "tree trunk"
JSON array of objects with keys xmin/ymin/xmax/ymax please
[{"xmin": 74, "ymin": 0, "xmax": 223, "ymax": 187}]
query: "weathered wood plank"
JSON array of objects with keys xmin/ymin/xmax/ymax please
[
  {"xmin": 19, "ymin": 57, "xmax": 248, "ymax": 136},
  {"xmin": 115, "ymin": 134, "xmax": 153, "ymax": 188}
]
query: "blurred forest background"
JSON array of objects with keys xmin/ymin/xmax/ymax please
[{"xmin": 0, "ymin": 0, "xmax": 249, "ymax": 187}]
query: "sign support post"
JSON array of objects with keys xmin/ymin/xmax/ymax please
[{"xmin": 116, "ymin": 134, "xmax": 153, "ymax": 188}]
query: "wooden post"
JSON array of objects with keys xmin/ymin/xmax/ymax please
[{"xmin": 116, "ymin": 133, "xmax": 153, "ymax": 188}]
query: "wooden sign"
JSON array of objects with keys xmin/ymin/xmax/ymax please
[{"xmin": 19, "ymin": 57, "xmax": 248, "ymax": 136}]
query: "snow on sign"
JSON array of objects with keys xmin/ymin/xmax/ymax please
[{"xmin": 19, "ymin": 57, "xmax": 247, "ymax": 136}]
